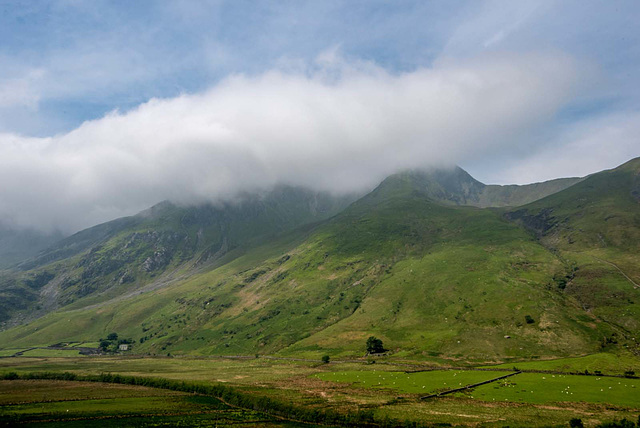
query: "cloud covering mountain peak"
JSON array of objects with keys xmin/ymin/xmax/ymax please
[{"xmin": 0, "ymin": 52, "xmax": 584, "ymax": 233}]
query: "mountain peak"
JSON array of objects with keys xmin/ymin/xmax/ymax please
[{"xmin": 369, "ymin": 165, "xmax": 582, "ymax": 208}]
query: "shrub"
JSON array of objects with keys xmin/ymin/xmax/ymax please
[
  {"xmin": 321, "ymin": 355, "xmax": 330, "ymax": 364},
  {"xmin": 569, "ymin": 418, "xmax": 584, "ymax": 428},
  {"xmin": 366, "ymin": 336, "xmax": 386, "ymax": 354},
  {"xmin": 2, "ymin": 372, "xmax": 19, "ymax": 380},
  {"xmin": 524, "ymin": 315, "xmax": 535, "ymax": 324}
]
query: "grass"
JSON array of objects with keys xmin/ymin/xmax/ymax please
[
  {"xmin": 315, "ymin": 368, "xmax": 640, "ymax": 407},
  {"xmin": 0, "ymin": 379, "xmax": 186, "ymax": 404},
  {"xmin": 0, "ymin": 356, "xmax": 321, "ymax": 386},
  {"xmin": 0, "ymin": 349, "xmax": 28, "ymax": 357},
  {"xmin": 483, "ymin": 352, "xmax": 640, "ymax": 375},
  {"xmin": 375, "ymin": 398, "xmax": 632, "ymax": 428},
  {"xmin": 69, "ymin": 342, "xmax": 100, "ymax": 348},
  {"xmin": 1, "ymin": 356, "xmax": 640, "ymax": 427},
  {"xmin": 313, "ymin": 366, "xmax": 640, "ymax": 426},
  {"xmin": 0, "ymin": 379, "xmax": 296, "ymax": 427},
  {"xmin": 19, "ymin": 349, "xmax": 82, "ymax": 357},
  {"xmin": 465, "ymin": 372, "xmax": 640, "ymax": 407},
  {"xmin": 315, "ymin": 369, "xmax": 512, "ymax": 395}
]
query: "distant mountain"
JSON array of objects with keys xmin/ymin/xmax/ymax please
[
  {"xmin": 0, "ymin": 186, "xmax": 357, "ymax": 327},
  {"xmin": 506, "ymin": 157, "xmax": 640, "ymax": 251},
  {"xmin": 0, "ymin": 160, "xmax": 637, "ymax": 363},
  {"xmin": 0, "ymin": 225, "xmax": 64, "ymax": 270},
  {"xmin": 374, "ymin": 166, "xmax": 582, "ymax": 207}
]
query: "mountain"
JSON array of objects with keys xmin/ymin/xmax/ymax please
[
  {"xmin": 0, "ymin": 186, "xmax": 357, "ymax": 327},
  {"xmin": 377, "ymin": 167, "xmax": 582, "ymax": 207},
  {"xmin": 0, "ymin": 225, "xmax": 64, "ymax": 270},
  {"xmin": 0, "ymin": 160, "xmax": 637, "ymax": 363},
  {"xmin": 505, "ymin": 157, "xmax": 640, "ymax": 348}
]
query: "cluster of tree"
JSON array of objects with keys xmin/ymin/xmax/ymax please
[
  {"xmin": 99, "ymin": 332, "xmax": 133, "ymax": 352},
  {"xmin": 366, "ymin": 336, "xmax": 386, "ymax": 355}
]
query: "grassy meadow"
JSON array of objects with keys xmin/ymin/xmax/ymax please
[
  {"xmin": 0, "ymin": 379, "xmax": 306, "ymax": 427},
  {"xmin": 1, "ymin": 354, "xmax": 639, "ymax": 427}
]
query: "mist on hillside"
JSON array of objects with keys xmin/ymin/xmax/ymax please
[{"xmin": 0, "ymin": 53, "xmax": 583, "ymax": 234}]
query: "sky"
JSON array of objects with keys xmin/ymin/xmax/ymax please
[{"xmin": 0, "ymin": 0, "xmax": 639, "ymax": 233}]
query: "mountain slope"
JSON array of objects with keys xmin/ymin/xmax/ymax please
[
  {"xmin": 505, "ymin": 157, "xmax": 640, "ymax": 350},
  {"xmin": 0, "ymin": 186, "xmax": 356, "ymax": 328},
  {"xmin": 0, "ymin": 225, "xmax": 64, "ymax": 270},
  {"xmin": 1, "ymin": 161, "xmax": 636, "ymax": 362},
  {"xmin": 379, "ymin": 167, "xmax": 582, "ymax": 208}
]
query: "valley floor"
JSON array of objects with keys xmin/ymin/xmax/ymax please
[{"xmin": 1, "ymin": 353, "xmax": 639, "ymax": 427}]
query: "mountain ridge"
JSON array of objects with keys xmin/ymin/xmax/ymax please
[{"xmin": 0, "ymin": 159, "xmax": 637, "ymax": 363}]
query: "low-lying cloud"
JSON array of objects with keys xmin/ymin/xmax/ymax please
[{"xmin": 0, "ymin": 52, "xmax": 583, "ymax": 233}]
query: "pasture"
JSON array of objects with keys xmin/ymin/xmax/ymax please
[
  {"xmin": 466, "ymin": 373, "xmax": 639, "ymax": 407},
  {"xmin": 316, "ymin": 369, "xmax": 640, "ymax": 408},
  {"xmin": 0, "ymin": 379, "xmax": 313, "ymax": 427},
  {"xmin": 315, "ymin": 369, "xmax": 512, "ymax": 395},
  {"xmin": 1, "ymin": 354, "xmax": 639, "ymax": 427}
]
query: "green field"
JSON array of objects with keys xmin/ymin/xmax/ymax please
[
  {"xmin": 466, "ymin": 373, "xmax": 639, "ymax": 407},
  {"xmin": 19, "ymin": 349, "xmax": 82, "ymax": 357},
  {"xmin": 484, "ymin": 352, "xmax": 640, "ymax": 375},
  {"xmin": 315, "ymin": 368, "xmax": 640, "ymax": 407},
  {"xmin": 0, "ymin": 349, "xmax": 28, "ymax": 357},
  {"xmin": 316, "ymin": 369, "xmax": 512, "ymax": 395},
  {"xmin": 0, "ymin": 379, "xmax": 315, "ymax": 427},
  {"xmin": 1, "ymin": 355, "xmax": 639, "ymax": 427}
]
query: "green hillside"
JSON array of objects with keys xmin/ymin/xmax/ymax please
[
  {"xmin": 505, "ymin": 157, "xmax": 640, "ymax": 355},
  {"xmin": 1, "ymin": 160, "xmax": 637, "ymax": 363},
  {"xmin": 0, "ymin": 186, "xmax": 356, "ymax": 328},
  {"xmin": 383, "ymin": 166, "xmax": 582, "ymax": 208}
]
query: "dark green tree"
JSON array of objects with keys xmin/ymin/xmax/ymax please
[
  {"xmin": 366, "ymin": 336, "xmax": 386, "ymax": 354},
  {"xmin": 321, "ymin": 355, "xmax": 330, "ymax": 364},
  {"xmin": 107, "ymin": 332, "xmax": 118, "ymax": 341},
  {"xmin": 569, "ymin": 418, "xmax": 584, "ymax": 428}
]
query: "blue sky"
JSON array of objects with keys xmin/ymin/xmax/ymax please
[
  {"xmin": 0, "ymin": 1, "xmax": 458, "ymax": 134},
  {"xmin": 0, "ymin": 0, "xmax": 639, "ymax": 232}
]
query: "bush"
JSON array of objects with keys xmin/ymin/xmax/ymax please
[
  {"xmin": 321, "ymin": 355, "xmax": 330, "ymax": 364},
  {"xmin": 569, "ymin": 418, "xmax": 584, "ymax": 428},
  {"xmin": 366, "ymin": 336, "xmax": 386, "ymax": 354},
  {"xmin": 524, "ymin": 315, "xmax": 535, "ymax": 324}
]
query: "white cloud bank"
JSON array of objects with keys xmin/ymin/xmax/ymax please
[
  {"xmin": 0, "ymin": 53, "xmax": 587, "ymax": 233},
  {"xmin": 497, "ymin": 111, "xmax": 640, "ymax": 184}
]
